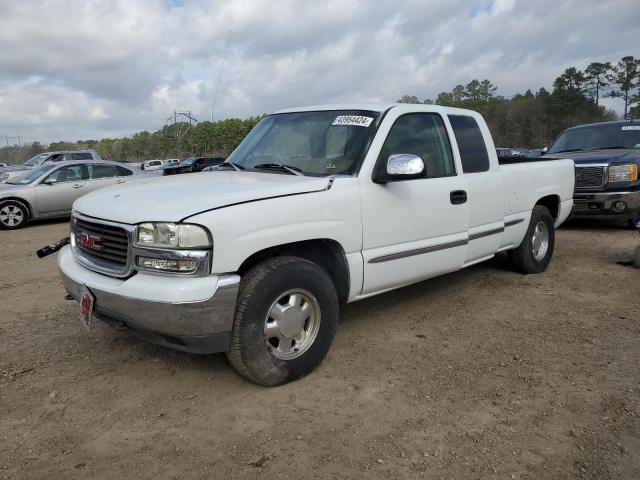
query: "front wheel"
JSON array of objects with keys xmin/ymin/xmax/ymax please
[
  {"xmin": 226, "ymin": 256, "xmax": 339, "ymax": 386},
  {"xmin": 508, "ymin": 205, "xmax": 555, "ymax": 274},
  {"xmin": 0, "ymin": 200, "xmax": 28, "ymax": 230}
]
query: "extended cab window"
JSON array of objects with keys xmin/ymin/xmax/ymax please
[
  {"xmin": 448, "ymin": 115, "xmax": 490, "ymax": 173},
  {"xmin": 116, "ymin": 166, "xmax": 133, "ymax": 176},
  {"xmin": 377, "ymin": 113, "xmax": 455, "ymax": 179}
]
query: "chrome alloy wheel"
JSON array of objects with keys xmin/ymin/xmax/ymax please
[
  {"xmin": 264, "ymin": 289, "xmax": 321, "ymax": 360},
  {"xmin": 0, "ymin": 204, "xmax": 24, "ymax": 227},
  {"xmin": 531, "ymin": 220, "xmax": 550, "ymax": 261}
]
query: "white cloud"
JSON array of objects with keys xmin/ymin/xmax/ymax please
[{"xmin": 0, "ymin": 0, "xmax": 638, "ymax": 143}]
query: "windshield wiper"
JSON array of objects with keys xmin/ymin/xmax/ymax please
[
  {"xmin": 253, "ymin": 163, "xmax": 304, "ymax": 176},
  {"xmin": 597, "ymin": 146, "xmax": 629, "ymax": 150},
  {"xmin": 216, "ymin": 162, "xmax": 245, "ymax": 171}
]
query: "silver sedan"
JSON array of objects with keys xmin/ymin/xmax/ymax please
[{"xmin": 0, "ymin": 161, "xmax": 144, "ymax": 229}]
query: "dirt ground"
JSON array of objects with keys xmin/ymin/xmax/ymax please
[{"xmin": 1, "ymin": 218, "xmax": 639, "ymax": 480}]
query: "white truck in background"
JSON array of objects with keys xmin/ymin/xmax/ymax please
[{"xmin": 55, "ymin": 104, "xmax": 574, "ymax": 386}]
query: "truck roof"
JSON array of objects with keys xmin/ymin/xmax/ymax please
[
  {"xmin": 564, "ymin": 119, "xmax": 640, "ymax": 131},
  {"xmin": 273, "ymin": 103, "xmax": 481, "ymax": 116}
]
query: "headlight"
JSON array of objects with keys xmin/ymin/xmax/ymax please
[
  {"xmin": 134, "ymin": 222, "xmax": 212, "ymax": 275},
  {"xmin": 136, "ymin": 222, "xmax": 211, "ymax": 248},
  {"xmin": 608, "ymin": 164, "xmax": 638, "ymax": 183}
]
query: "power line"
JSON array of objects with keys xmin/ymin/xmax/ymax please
[{"xmin": 211, "ymin": 30, "xmax": 232, "ymax": 123}]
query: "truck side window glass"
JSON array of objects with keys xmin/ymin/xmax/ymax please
[
  {"xmin": 378, "ymin": 113, "xmax": 455, "ymax": 179},
  {"xmin": 448, "ymin": 115, "xmax": 490, "ymax": 173}
]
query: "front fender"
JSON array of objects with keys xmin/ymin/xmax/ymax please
[{"xmin": 186, "ymin": 178, "xmax": 362, "ymax": 274}]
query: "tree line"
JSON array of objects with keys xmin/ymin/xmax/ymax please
[
  {"xmin": 1, "ymin": 56, "xmax": 638, "ymax": 165},
  {"xmin": 0, "ymin": 116, "xmax": 262, "ymax": 165},
  {"xmin": 398, "ymin": 56, "xmax": 639, "ymax": 148}
]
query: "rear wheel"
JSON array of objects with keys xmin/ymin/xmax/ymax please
[
  {"xmin": 0, "ymin": 200, "xmax": 28, "ymax": 230},
  {"xmin": 226, "ymin": 256, "xmax": 339, "ymax": 386},
  {"xmin": 508, "ymin": 205, "xmax": 555, "ymax": 274}
]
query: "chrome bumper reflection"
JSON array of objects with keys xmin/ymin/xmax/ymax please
[{"xmin": 61, "ymin": 270, "xmax": 240, "ymax": 338}]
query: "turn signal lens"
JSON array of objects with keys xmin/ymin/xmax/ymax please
[{"xmin": 136, "ymin": 256, "xmax": 198, "ymax": 272}]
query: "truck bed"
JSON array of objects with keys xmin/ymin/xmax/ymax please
[{"xmin": 497, "ymin": 155, "xmax": 561, "ymax": 165}]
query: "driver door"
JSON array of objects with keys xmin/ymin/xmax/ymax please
[
  {"xmin": 34, "ymin": 164, "xmax": 87, "ymax": 215},
  {"xmin": 360, "ymin": 112, "xmax": 469, "ymax": 295}
]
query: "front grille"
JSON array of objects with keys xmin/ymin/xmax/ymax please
[
  {"xmin": 72, "ymin": 216, "xmax": 132, "ymax": 277},
  {"xmin": 575, "ymin": 166, "xmax": 606, "ymax": 190}
]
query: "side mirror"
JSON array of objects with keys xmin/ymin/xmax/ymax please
[
  {"xmin": 43, "ymin": 178, "xmax": 57, "ymax": 185},
  {"xmin": 374, "ymin": 154, "xmax": 425, "ymax": 183}
]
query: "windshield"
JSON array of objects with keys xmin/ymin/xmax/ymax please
[
  {"xmin": 23, "ymin": 153, "xmax": 50, "ymax": 167},
  {"xmin": 548, "ymin": 124, "xmax": 640, "ymax": 153},
  {"xmin": 179, "ymin": 158, "xmax": 196, "ymax": 166},
  {"xmin": 7, "ymin": 164, "xmax": 57, "ymax": 185},
  {"xmin": 226, "ymin": 110, "xmax": 381, "ymax": 176}
]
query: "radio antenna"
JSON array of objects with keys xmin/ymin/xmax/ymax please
[{"xmin": 211, "ymin": 30, "xmax": 231, "ymax": 123}]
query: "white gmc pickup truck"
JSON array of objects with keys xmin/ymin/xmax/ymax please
[{"xmin": 56, "ymin": 104, "xmax": 574, "ymax": 385}]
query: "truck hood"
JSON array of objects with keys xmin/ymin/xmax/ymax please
[
  {"xmin": 73, "ymin": 171, "xmax": 332, "ymax": 224},
  {"xmin": 544, "ymin": 149, "xmax": 640, "ymax": 165}
]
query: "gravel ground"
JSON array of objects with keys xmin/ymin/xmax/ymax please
[{"xmin": 1, "ymin": 219, "xmax": 639, "ymax": 479}]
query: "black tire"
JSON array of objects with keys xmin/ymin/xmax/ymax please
[
  {"xmin": 0, "ymin": 200, "xmax": 28, "ymax": 230},
  {"xmin": 508, "ymin": 205, "xmax": 555, "ymax": 274},
  {"xmin": 226, "ymin": 256, "xmax": 339, "ymax": 386}
]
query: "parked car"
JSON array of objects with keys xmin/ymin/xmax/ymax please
[
  {"xmin": 56, "ymin": 103, "xmax": 574, "ymax": 385},
  {"xmin": 162, "ymin": 156, "xmax": 225, "ymax": 175},
  {"xmin": 163, "ymin": 158, "xmax": 181, "ymax": 167},
  {"xmin": 0, "ymin": 150, "xmax": 102, "ymax": 182},
  {"xmin": 0, "ymin": 162, "xmax": 6, "ymax": 167},
  {"xmin": 496, "ymin": 148, "xmax": 518, "ymax": 158},
  {"xmin": 527, "ymin": 148, "xmax": 545, "ymax": 158},
  {"xmin": 140, "ymin": 159, "xmax": 164, "ymax": 171},
  {"xmin": 544, "ymin": 119, "xmax": 640, "ymax": 226},
  {"xmin": 0, "ymin": 161, "xmax": 140, "ymax": 229}
]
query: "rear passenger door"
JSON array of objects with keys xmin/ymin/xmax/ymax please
[{"xmin": 447, "ymin": 114, "xmax": 504, "ymax": 265}]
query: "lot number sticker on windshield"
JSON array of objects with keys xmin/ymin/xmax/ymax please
[
  {"xmin": 622, "ymin": 126, "xmax": 640, "ymax": 130},
  {"xmin": 332, "ymin": 115, "xmax": 374, "ymax": 127}
]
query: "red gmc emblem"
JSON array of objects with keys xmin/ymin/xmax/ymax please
[{"xmin": 79, "ymin": 232, "xmax": 101, "ymax": 251}]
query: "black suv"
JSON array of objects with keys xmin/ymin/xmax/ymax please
[
  {"xmin": 544, "ymin": 120, "xmax": 640, "ymax": 226},
  {"xmin": 162, "ymin": 157, "xmax": 225, "ymax": 176}
]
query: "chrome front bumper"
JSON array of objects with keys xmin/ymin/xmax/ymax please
[
  {"xmin": 572, "ymin": 190, "xmax": 640, "ymax": 217},
  {"xmin": 58, "ymin": 246, "xmax": 240, "ymax": 354}
]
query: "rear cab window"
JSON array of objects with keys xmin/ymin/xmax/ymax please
[{"xmin": 448, "ymin": 115, "xmax": 490, "ymax": 173}]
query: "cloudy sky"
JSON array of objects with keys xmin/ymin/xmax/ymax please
[{"xmin": 0, "ymin": 0, "xmax": 638, "ymax": 143}]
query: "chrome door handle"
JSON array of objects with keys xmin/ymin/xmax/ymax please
[
  {"xmin": 72, "ymin": 184, "xmax": 84, "ymax": 189},
  {"xmin": 116, "ymin": 180, "xmax": 125, "ymax": 184}
]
